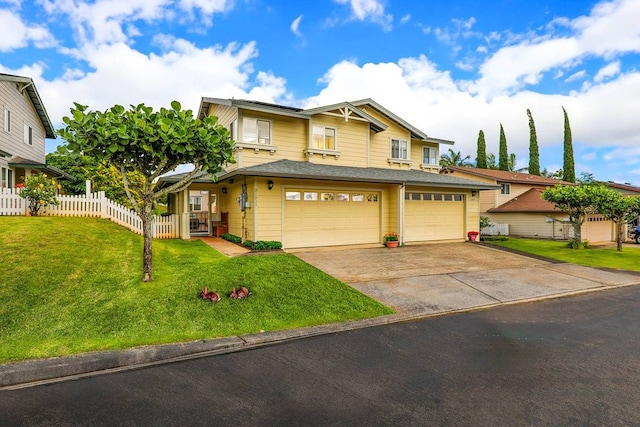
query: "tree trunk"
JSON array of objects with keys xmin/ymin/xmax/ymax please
[
  {"xmin": 141, "ymin": 201, "xmax": 154, "ymax": 282},
  {"xmin": 571, "ymin": 215, "xmax": 583, "ymax": 248},
  {"xmin": 616, "ymin": 221, "xmax": 623, "ymax": 252}
]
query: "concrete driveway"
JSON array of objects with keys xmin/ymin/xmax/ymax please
[{"xmin": 292, "ymin": 243, "xmax": 640, "ymax": 316}]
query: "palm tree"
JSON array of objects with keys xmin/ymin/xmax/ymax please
[{"xmin": 439, "ymin": 149, "xmax": 472, "ymax": 167}]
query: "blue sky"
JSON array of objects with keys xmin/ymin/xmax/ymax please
[{"xmin": 2, "ymin": 0, "xmax": 640, "ymax": 184}]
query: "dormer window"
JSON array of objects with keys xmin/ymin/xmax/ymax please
[{"xmin": 243, "ymin": 117, "xmax": 271, "ymax": 145}]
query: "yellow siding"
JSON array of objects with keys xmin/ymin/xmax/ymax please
[
  {"xmin": 307, "ymin": 115, "xmax": 368, "ymax": 167},
  {"xmin": 410, "ymin": 141, "xmax": 440, "ymax": 172},
  {"xmin": 254, "ymin": 177, "xmax": 283, "ymax": 242},
  {"xmin": 360, "ymin": 108, "xmax": 413, "ymax": 169},
  {"xmin": 209, "ymin": 104, "xmax": 237, "ymax": 128}
]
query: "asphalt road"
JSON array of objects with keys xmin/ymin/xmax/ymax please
[{"xmin": 2, "ymin": 286, "xmax": 640, "ymax": 426}]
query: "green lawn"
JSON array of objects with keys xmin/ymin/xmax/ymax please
[
  {"xmin": 0, "ymin": 217, "xmax": 392, "ymax": 363},
  {"xmin": 486, "ymin": 237, "xmax": 640, "ymax": 271}
]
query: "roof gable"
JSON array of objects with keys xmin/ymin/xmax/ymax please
[
  {"xmin": 488, "ymin": 188, "xmax": 559, "ymax": 213},
  {"xmin": 0, "ymin": 73, "xmax": 55, "ymax": 139}
]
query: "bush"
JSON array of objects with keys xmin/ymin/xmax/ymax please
[
  {"xmin": 18, "ymin": 174, "xmax": 61, "ymax": 216},
  {"xmin": 222, "ymin": 233, "xmax": 242, "ymax": 244},
  {"xmin": 480, "ymin": 235, "xmax": 508, "ymax": 241},
  {"xmin": 242, "ymin": 240, "xmax": 282, "ymax": 250},
  {"xmin": 480, "ymin": 216, "xmax": 493, "ymax": 230}
]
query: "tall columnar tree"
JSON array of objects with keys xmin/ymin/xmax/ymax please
[
  {"xmin": 562, "ymin": 106, "xmax": 575, "ymax": 183},
  {"xmin": 58, "ymin": 101, "xmax": 235, "ymax": 282},
  {"xmin": 476, "ymin": 130, "xmax": 487, "ymax": 169},
  {"xmin": 527, "ymin": 109, "xmax": 540, "ymax": 175},
  {"xmin": 498, "ymin": 123, "xmax": 508, "ymax": 171}
]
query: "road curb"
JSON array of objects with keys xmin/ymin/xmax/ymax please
[{"xmin": 3, "ymin": 281, "xmax": 639, "ymax": 391}]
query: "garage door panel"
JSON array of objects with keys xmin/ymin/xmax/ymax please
[
  {"xmin": 285, "ymin": 189, "xmax": 380, "ymax": 248},
  {"xmin": 405, "ymin": 192, "xmax": 464, "ymax": 242}
]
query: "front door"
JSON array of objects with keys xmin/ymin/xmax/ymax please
[{"xmin": 189, "ymin": 190, "xmax": 210, "ymax": 235}]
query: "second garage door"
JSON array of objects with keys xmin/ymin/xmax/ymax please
[
  {"xmin": 405, "ymin": 191, "xmax": 464, "ymax": 242},
  {"xmin": 284, "ymin": 189, "xmax": 380, "ymax": 248}
]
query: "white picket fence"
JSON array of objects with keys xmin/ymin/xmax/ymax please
[
  {"xmin": 481, "ymin": 223, "xmax": 509, "ymax": 236},
  {"xmin": 0, "ymin": 188, "xmax": 179, "ymax": 239}
]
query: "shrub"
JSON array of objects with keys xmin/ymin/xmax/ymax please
[
  {"xmin": 480, "ymin": 216, "xmax": 493, "ymax": 230},
  {"xmin": 222, "ymin": 233, "xmax": 242, "ymax": 244},
  {"xmin": 480, "ymin": 235, "xmax": 508, "ymax": 241},
  {"xmin": 242, "ymin": 240, "xmax": 282, "ymax": 250},
  {"xmin": 18, "ymin": 174, "xmax": 61, "ymax": 216}
]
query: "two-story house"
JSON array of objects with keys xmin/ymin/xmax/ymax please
[
  {"xmin": 440, "ymin": 166, "xmax": 615, "ymax": 242},
  {"xmin": 159, "ymin": 98, "xmax": 498, "ymax": 249},
  {"xmin": 0, "ymin": 73, "xmax": 69, "ymax": 188}
]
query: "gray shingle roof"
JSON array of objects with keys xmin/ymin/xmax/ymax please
[{"xmin": 213, "ymin": 160, "xmax": 498, "ymax": 190}]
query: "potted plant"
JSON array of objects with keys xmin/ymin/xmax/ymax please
[
  {"xmin": 467, "ymin": 230, "xmax": 479, "ymax": 242},
  {"xmin": 384, "ymin": 232, "xmax": 400, "ymax": 248}
]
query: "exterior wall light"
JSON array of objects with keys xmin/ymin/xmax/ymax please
[
  {"xmin": 221, "ymin": 187, "xmax": 227, "ymax": 194},
  {"xmin": 268, "ymin": 180, "xmax": 274, "ymax": 190}
]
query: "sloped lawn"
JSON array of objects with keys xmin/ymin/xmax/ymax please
[
  {"xmin": 486, "ymin": 237, "xmax": 640, "ymax": 271},
  {"xmin": 0, "ymin": 217, "xmax": 392, "ymax": 363}
]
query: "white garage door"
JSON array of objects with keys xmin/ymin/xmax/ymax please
[
  {"xmin": 405, "ymin": 192, "xmax": 464, "ymax": 242},
  {"xmin": 584, "ymin": 216, "xmax": 613, "ymax": 242},
  {"xmin": 284, "ymin": 189, "xmax": 380, "ymax": 248}
]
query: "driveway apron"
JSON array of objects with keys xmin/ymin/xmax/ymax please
[{"xmin": 291, "ymin": 243, "xmax": 640, "ymax": 316}]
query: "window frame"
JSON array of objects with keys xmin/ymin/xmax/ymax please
[
  {"xmin": 500, "ymin": 183, "xmax": 511, "ymax": 195},
  {"xmin": 312, "ymin": 125, "xmax": 337, "ymax": 151},
  {"xmin": 189, "ymin": 195, "xmax": 203, "ymax": 212},
  {"xmin": 4, "ymin": 108, "xmax": 10, "ymax": 133},
  {"xmin": 422, "ymin": 146, "xmax": 437, "ymax": 165},
  {"xmin": 242, "ymin": 117, "xmax": 272, "ymax": 146},
  {"xmin": 23, "ymin": 124, "xmax": 32, "ymax": 145},
  {"xmin": 390, "ymin": 138, "xmax": 409, "ymax": 160}
]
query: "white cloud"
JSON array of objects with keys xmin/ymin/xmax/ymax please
[
  {"xmin": 400, "ymin": 14, "xmax": 411, "ymax": 24},
  {"xmin": 594, "ymin": 60, "xmax": 621, "ymax": 82},
  {"xmin": 565, "ymin": 70, "xmax": 586, "ymax": 82},
  {"xmin": 475, "ymin": 0, "xmax": 640, "ymax": 97},
  {"xmin": 291, "ymin": 15, "xmax": 303, "ymax": 38},
  {"xmin": 0, "ymin": 9, "xmax": 56, "ymax": 52},
  {"xmin": 333, "ymin": 0, "xmax": 393, "ymax": 30}
]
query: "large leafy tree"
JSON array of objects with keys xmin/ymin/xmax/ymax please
[
  {"xmin": 58, "ymin": 101, "xmax": 235, "ymax": 282},
  {"xmin": 475, "ymin": 130, "xmax": 487, "ymax": 169},
  {"xmin": 562, "ymin": 106, "xmax": 575, "ymax": 183},
  {"xmin": 542, "ymin": 184, "xmax": 601, "ymax": 248},
  {"xmin": 498, "ymin": 123, "xmax": 508, "ymax": 171},
  {"xmin": 46, "ymin": 146, "xmax": 145, "ymax": 208},
  {"xmin": 527, "ymin": 109, "xmax": 540, "ymax": 175},
  {"xmin": 594, "ymin": 189, "xmax": 640, "ymax": 251},
  {"xmin": 439, "ymin": 148, "xmax": 472, "ymax": 167}
]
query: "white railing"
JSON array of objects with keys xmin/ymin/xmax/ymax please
[
  {"xmin": 0, "ymin": 188, "xmax": 178, "ymax": 239},
  {"xmin": 481, "ymin": 223, "xmax": 509, "ymax": 236}
]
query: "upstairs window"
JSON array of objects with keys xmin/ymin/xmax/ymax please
[
  {"xmin": 500, "ymin": 183, "xmax": 511, "ymax": 195},
  {"xmin": 423, "ymin": 146, "xmax": 437, "ymax": 165},
  {"xmin": 24, "ymin": 124, "xmax": 32, "ymax": 145},
  {"xmin": 391, "ymin": 139, "xmax": 409, "ymax": 160},
  {"xmin": 3, "ymin": 108, "xmax": 10, "ymax": 132},
  {"xmin": 243, "ymin": 117, "xmax": 271, "ymax": 145},
  {"xmin": 312, "ymin": 126, "xmax": 336, "ymax": 150}
]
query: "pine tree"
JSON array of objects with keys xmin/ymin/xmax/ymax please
[
  {"xmin": 562, "ymin": 106, "xmax": 575, "ymax": 183},
  {"xmin": 527, "ymin": 109, "xmax": 540, "ymax": 175},
  {"xmin": 498, "ymin": 123, "xmax": 508, "ymax": 171},
  {"xmin": 476, "ymin": 130, "xmax": 487, "ymax": 169}
]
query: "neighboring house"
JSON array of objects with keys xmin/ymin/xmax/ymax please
[
  {"xmin": 605, "ymin": 181, "xmax": 640, "ymax": 227},
  {"xmin": 0, "ymin": 73, "xmax": 70, "ymax": 188},
  {"xmin": 158, "ymin": 98, "xmax": 498, "ymax": 249},
  {"xmin": 440, "ymin": 166, "xmax": 615, "ymax": 243}
]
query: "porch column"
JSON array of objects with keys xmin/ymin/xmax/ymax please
[{"xmin": 180, "ymin": 189, "xmax": 190, "ymax": 240}]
